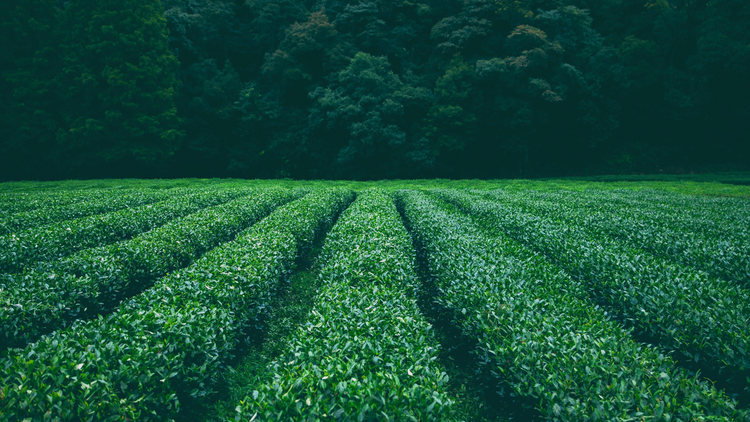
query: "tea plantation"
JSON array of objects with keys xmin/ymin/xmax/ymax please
[{"xmin": 0, "ymin": 179, "xmax": 749, "ymax": 421}]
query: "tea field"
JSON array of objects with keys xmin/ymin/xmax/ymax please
[{"xmin": 0, "ymin": 178, "xmax": 749, "ymax": 421}]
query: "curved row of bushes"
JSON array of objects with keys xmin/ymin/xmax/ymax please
[
  {"xmin": 435, "ymin": 188, "xmax": 750, "ymax": 393},
  {"xmin": 0, "ymin": 187, "xmax": 297, "ymax": 350},
  {"xmin": 0, "ymin": 188, "xmax": 178, "ymax": 235},
  {"xmin": 235, "ymin": 189, "xmax": 460, "ymax": 421},
  {"xmin": 0, "ymin": 188, "xmax": 354, "ymax": 421},
  {"xmin": 398, "ymin": 189, "xmax": 744, "ymax": 420},
  {"xmin": 0, "ymin": 188, "xmax": 146, "ymax": 215},
  {"xmin": 0, "ymin": 187, "xmax": 255, "ymax": 273},
  {"xmin": 484, "ymin": 189, "xmax": 750, "ymax": 288}
]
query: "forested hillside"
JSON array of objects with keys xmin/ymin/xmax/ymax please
[{"xmin": 2, "ymin": 0, "xmax": 749, "ymax": 180}]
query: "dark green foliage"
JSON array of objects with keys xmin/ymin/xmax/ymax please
[
  {"xmin": 0, "ymin": 0, "xmax": 62, "ymax": 180},
  {"xmin": 307, "ymin": 53, "xmax": 423, "ymax": 178},
  {"xmin": 426, "ymin": 54, "xmax": 479, "ymax": 171},
  {"xmin": 1, "ymin": 0, "xmax": 749, "ymax": 179},
  {"xmin": 55, "ymin": 0, "xmax": 183, "ymax": 176}
]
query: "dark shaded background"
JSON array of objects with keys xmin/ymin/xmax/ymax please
[{"xmin": 2, "ymin": 0, "xmax": 748, "ymax": 180}]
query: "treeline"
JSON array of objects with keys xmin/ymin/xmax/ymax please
[{"xmin": 2, "ymin": 0, "xmax": 749, "ymax": 180}]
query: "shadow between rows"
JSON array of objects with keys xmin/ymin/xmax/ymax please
[
  {"xmin": 0, "ymin": 227, "xmax": 258, "ymax": 356},
  {"xmin": 178, "ymin": 206, "xmax": 347, "ymax": 421},
  {"xmin": 396, "ymin": 198, "xmax": 543, "ymax": 422},
  {"xmin": 439, "ymin": 194, "xmax": 750, "ymax": 410}
]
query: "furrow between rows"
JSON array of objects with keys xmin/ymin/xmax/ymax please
[
  {"xmin": 232, "ymin": 189, "xmax": 461, "ymax": 421},
  {"xmin": 399, "ymin": 189, "xmax": 745, "ymax": 420},
  {"xmin": 0, "ymin": 188, "xmax": 297, "ymax": 351},
  {"xmin": 434, "ymin": 188, "xmax": 750, "ymax": 404},
  {"xmin": 0, "ymin": 188, "xmax": 354, "ymax": 421}
]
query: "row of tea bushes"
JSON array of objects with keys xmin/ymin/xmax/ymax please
[
  {"xmin": 0, "ymin": 189, "xmax": 354, "ymax": 421},
  {"xmin": 528, "ymin": 187, "xmax": 750, "ymax": 245},
  {"xmin": 590, "ymin": 188, "xmax": 750, "ymax": 228},
  {"xmin": 485, "ymin": 189, "xmax": 750, "ymax": 288},
  {"xmin": 235, "ymin": 190, "xmax": 460, "ymax": 421},
  {"xmin": 0, "ymin": 188, "xmax": 298, "ymax": 350},
  {"xmin": 512, "ymin": 188, "xmax": 748, "ymax": 238},
  {"xmin": 511, "ymin": 186, "xmax": 749, "ymax": 237},
  {"xmin": 0, "ymin": 188, "xmax": 142, "ymax": 215},
  {"xmin": 435, "ymin": 189, "xmax": 750, "ymax": 393},
  {"xmin": 398, "ymin": 189, "xmax": 744, "ymax": 420},
  {"xmin": 0, "ymin": 187, "xmax": 255, "ymax": 273},
  {"xmin": 0, "ymin": 188, "xmax": 178, "ymax": 236}
]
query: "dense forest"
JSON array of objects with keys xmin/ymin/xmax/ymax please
[{"xmin": 1, "ymin": 0, "xmax": 749, "ymax": 180}]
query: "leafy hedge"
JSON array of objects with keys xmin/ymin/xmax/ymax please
[
  {"xmin": 434, "ymin": 189, "xmax": 750, "ymax": 391},
  {"xmin": 0, "ymin": 187, "xmax": 297, "ymax": 350},
  {"xmin": 524, "ymin": 188, "xmax": 749, "ymax": 240},
  {"xmin": 0, "ymin": 188, "xmax": 177, "ymax": 235},
  {"xmin": 586, "ymin": 188, "xmax": 750, "ymax": 231},
  {"xmin": 234, "ymin": 189, "xmax": 459, "ymax": 421},
  {"xmin": 0, "ymin": 187, "xmax": 254, "ymax": 273},
  {"xmin": 397, "ymin": 189, "xmax": 744, "ymax": 421},
  {"xmin": 486, "ymin": 189, "xmax": 750, "ymax": 287},
  {"xmin": 0, "ymin": 188, "xmax": 354, "ymax": 421},
  {"xmin": 0, "ymin": 188, "xmax": 135, "ymax": 215}
]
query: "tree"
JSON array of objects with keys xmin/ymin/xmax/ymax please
[
  {"xmin": 495, "ymin": 0, "xmax": 533, "ymax": 29},
  {"xmin": 0, "ymin": 0, "xmax": 61, "ymax": 179},
  {"xmin": 425, "ymin": 54, "xmax": 479, "ymax": 167},
  {"xmin": 263, "ymin": 11, "xmax": 351, "ymax": 97},
  {"xmin": 56, "ymin": 0, "xmax": 183, "ymax": 176},
  {"xmin": 308, "ymin": 52, "xmax": 416, "ymax": 179}
]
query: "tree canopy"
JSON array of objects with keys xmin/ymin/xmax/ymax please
[{"xmin": 1, "ymin": 0, "xmax": 748, "ymax": 180}]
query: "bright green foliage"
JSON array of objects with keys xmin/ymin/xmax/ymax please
[
  {"xmin": 0, "ymin": 187, "xmax": 252, "ymax": 273},
  {"xmin": 0, "ymin": 188, "xmax": 296, "ymax": 350},
  {"xmin": 0, "ymin": 180, "xmax": 748, "ymax": 420},
  {"xmin": 0, "ymin": 188, "xmax": 157, "ymax": 219},
  {"xmin": 435, "ymin": 188, "xmax": 750, "ymax": 392},
  {"xmin": 483, "ymin": 188, "xmax": 750, "ymax": 288},
  {"xmin": 0, "ymin": 188, "xmax": 354, "ymax": 421},
  {"xmin": 398, "ymin": 189, "xmax": 744, "ymax": 420},
  {"xmin": 55, "ymin": 0, "xmax": 183, "ymax": 174},
  {"xmin": 0, "ymin": 190, "xmax": 89, "ymax": 215},
  {"xmin": 0, "ymin": 188, "xmax": 173, "ymax": 236},
  {"xmin": 235, "ymin": 189, "xmax": 459, "ymax": 421}
]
